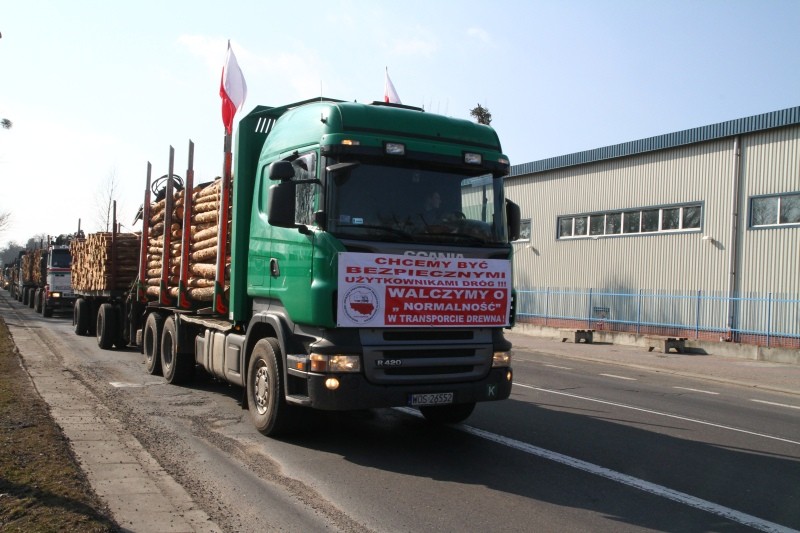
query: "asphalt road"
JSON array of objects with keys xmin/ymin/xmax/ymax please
[{"xmin": 4, "ymin": 294, "xmax": 799, "ymax": 532}]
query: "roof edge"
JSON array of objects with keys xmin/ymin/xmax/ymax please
[{"xmin": 510, "ymin": 105, "xmax": 800, "ymax": 177}]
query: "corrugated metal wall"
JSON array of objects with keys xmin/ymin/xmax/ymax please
[
  {"xmin": 737, "ymin": 126, "xmax": 800, "ymax": 298},
  {"xmin": 508, "ymin": 120, "xmax": 799, "ymax": 300},
  {"xmin": 507, "ymin": 138, "xmax": 737, "ymax": 294}
]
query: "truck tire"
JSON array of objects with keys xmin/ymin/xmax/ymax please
[
  {"xmin": 247, "ymin": 338, "xmax": 295, "ymax": 436},
  {"xmin": 419, "ymin": 402, "xmax": 476, "ymax": 424},
  {"xmin": 74, "ymin": 298, "xmax": 90, "ymax": 335},
  {"xmin": 22, "ymin": 287, "xmax": 29, "ymax": 306},
  {"xmin": 43, "ymin": 302, "xmax": 53, "ymax": 318},
  {"xmin": 143, "ymin": 313, "xmax": 164, "ymax": 375},
  {"xmin": 28, "ymin": 288, "xmax": 35, "ymax": 308},
  {"xmin": 114, "ymin": 305, "xmax": 128, "ymax": 348},
  {"xmin": 160, "ymin": 316, "xmax": 194, "ymax": 384},
  {"xmin": 96, "ymin": 303, "xmax": 117, "ymax": 350},
  {"xmin": 33, "ymin": 289, "xmax": 41, "ymax": 313}
]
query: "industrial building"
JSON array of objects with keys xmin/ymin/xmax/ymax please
[{"xmin": 506, "ymin": 106, "xmax": 800, "ymax": 348}]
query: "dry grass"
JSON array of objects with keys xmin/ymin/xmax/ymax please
[{"xmin": 0, "ymin": 317, "xmax": 118, "ymax": 532}]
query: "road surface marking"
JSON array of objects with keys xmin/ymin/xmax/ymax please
[
  {"xmin": 396, "ymin": 406, "xmax": 794, "ymax": 533},
  {"xmin": 110, "ymin": 381, "xmax": 164, "ymax": 388},
  {"xmin": 750, "ymin": 399, "xmax": 800, "ymax": 411},
  {"xmin": 674, "ymin": 386, "xmax": 720, "ymax": 395},
  {"xmin": 544, "ymin": 364, "xmax": 573, "ymax": 370},
  {"xmin": 516, "ymin": 383, "xmax": 800, "ymax": 446},
  {"xmin": 600, "ymin": 373, "xmax": 637, "ymax": 381}
]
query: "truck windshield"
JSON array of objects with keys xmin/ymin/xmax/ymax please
[
  {"xmin": 326, "ymin": 159, "xmax": 507, "ymax": 245},
  {"xmin": 50, "ymin": 250, "xmax": 71, "ymax": 268}
]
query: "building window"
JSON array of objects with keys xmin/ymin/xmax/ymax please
[
  {"xmin": 557, "ymin": 202, "xmax": 702, "ymax": 239},
  {"xmin": 750, "ymin": 192, "xmax": 800, "ymax": 227},
  {"xmin": 513, "ymin": 218, "xmax": 532, "ymax": 242}
]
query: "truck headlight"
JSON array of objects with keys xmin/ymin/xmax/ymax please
[
  {"xmin": 50, "ymin": 292, "xmax": 62, "ymax": 298},
  {"xmin": 309, "ymin": 354, "xmax": 361, "ymax": 373},
  {"xmin": 492, "ymin": 351, "xmax": 512, "ymax": 367}
]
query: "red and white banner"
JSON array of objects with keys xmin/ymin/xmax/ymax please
[
  {"xmin": 384, "ymin": 68, "xmax": 402, "ymax": 104},
  {"xmin": 338, "ymin": 253, "xmax": 511, "ymax": 327},
  {"xmin": 220, "ymin": 40, "xmax": 247, "ymax": 134}
]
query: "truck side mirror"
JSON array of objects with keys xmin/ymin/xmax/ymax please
[
  {"xmin": 267, "ymin": 181, "xmax": 296, "ymax": 227},
  {"xmin": 269, "ymin": 161, "xmax": 295, "ymax": 181},
  {"xmin": 506, "ymin": 199, "xmax": 521, "ymax": 242}
]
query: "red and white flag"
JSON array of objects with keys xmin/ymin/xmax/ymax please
[
  {"xmin": 220, "ymin": 40, "xmax": 247, "ymax": 134},
  {"xmin": 384, "ymin": 67, "xmax": 402, "ymax": 104}
]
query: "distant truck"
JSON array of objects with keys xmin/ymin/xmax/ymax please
[
  {"xmin": 32, "ymin": 235, "xmax": 78, "ymax": 317},
  {"xmin": 75, "ymin": 97, "xmax": 521, "ymax": 435}
]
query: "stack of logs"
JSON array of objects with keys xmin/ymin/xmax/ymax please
[
  {"xmin": 31, "ymin": 249, "xmax": 45, "ymax": 286},
  {"xmin": 20, "ymin": 252, "xmax": 34, "ymax": 283},
  {"xmin": 71, "ymin": 233, "xmax": 141, "ymax": 291},
  {"xmin": 144, "ymin": 178, "xmax": 231, "ymax": 303}
]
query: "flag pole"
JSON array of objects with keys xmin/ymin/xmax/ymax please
[{"xmin": 214, "ymin": 127, "xmax": 232, "ymax": 316}]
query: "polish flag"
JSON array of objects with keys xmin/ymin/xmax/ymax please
[
  {"xmin": 384, "ymin": 68, "xmax": 402, "ymax": 104},
  {"xmin": 220, "ymin": 40, "xmax": 247, "ymax": 134}
]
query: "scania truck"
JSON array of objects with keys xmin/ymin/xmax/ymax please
[{"xmin": 86, "ymin": 97, "xmax": 521, "ymax": 436}]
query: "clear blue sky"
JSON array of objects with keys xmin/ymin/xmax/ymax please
[{"xmin": 2, "ymin": 0, "xmax": 799, "ymax": 250}]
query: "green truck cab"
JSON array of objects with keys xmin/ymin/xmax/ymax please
[{"xmin": 217, "ymin": 98, "xmax": 520, "ymax": 434}]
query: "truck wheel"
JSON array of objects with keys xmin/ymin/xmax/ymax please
[
  {"xmin": 419, "ymin": 402, "xmax": 476, "ymax": 424},
  {"xmin": 143, "ymin": 313, "xmax": 164, "ymax": 375},
  {"xmin": 43, "ymin": 302, "xmax": 53, "ymax": 318},
  {"xmin": 28, "ymin": 288, "xmax": 35, "ymax": 308},
  {"xmin": 74, "ymin": 299, "xmax": 89, "ymax": 335},
  {"xmin": 247, "ymin": 338, "xmax": 294, "ymax": 436},
  {"xmin": 114, "ymin": 306, "xmax": 128, "ymax": 348},
  {"xmin": 160, "ymin": 316, "xmax": 194, "ymax": 384},
  {"xmin": 96, "ymin": 303, "xmax": 117, "ymax": 350},
  {"xmin": 22, "ymin": 287, "xmax": 29, "ymax": 306},
  {"xmin": 33, "ymin": 289, "xmax": 41, "ymax": 313}
]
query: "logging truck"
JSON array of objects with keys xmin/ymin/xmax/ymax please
[
  {"xmin": 77, "ymin": 97, "xmax": 521, "ymax": 435},
  {"xmin": 31, "ymin": 235, "xmax": 78, "ymax": 317}
]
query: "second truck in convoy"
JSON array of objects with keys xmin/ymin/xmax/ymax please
[{"xmin": 75, "ymin": 97, "xmax": 521, "ymax": 435}]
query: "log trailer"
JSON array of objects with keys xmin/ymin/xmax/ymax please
[{"xmin": 81, "ymin": 97, "xmax": 521, "ymax": 435}]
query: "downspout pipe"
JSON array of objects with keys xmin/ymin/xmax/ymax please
[{"xmin": 726, "ymin": 135, "xmax": 742, "ymax": 338}]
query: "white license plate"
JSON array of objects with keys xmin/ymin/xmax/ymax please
[{"xmin": 410, "ymin": 392, "xmax": 454, "ymax": 406}]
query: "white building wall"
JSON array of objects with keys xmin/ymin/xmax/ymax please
[
  {"xmin": 507, "ymin": 138, "xmax": 736, "ymax": 294},
  {"xmin": 737, "ymin": 126, "xmax": 800, "ymax": 298}
]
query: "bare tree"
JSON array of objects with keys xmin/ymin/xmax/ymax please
[
  {"xmin": 95, "ymin": 169, "xmax": 120, "ymax": 232},
  {"xmin": 0, "ymin": 211, "xmax": 10, "ymax": 233},
  {"xmin": 469, "ymin": 104, "xmax": 492, "ymax": 125}
]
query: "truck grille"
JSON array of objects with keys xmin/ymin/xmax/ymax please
[{"xmin": 360, "ymin": 329, "xmax": 493, "ymax": 385}]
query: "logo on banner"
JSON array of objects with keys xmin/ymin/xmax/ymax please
[{"xmin": 343, "ymin": 285, "xmax": 379, "ymax": 323}]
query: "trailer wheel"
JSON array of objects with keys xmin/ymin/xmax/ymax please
[
  {"xmin": 33, "ymin": 289, "xmax": 41, "ymax": 313},
  {"xmin": 419, "ymin": 402, "xmax": 476, "ymax": 424},
  {"xmin": 143, "ymin": 313, "xmax": 164, "ymax": 375},
  {"xmin": 112, "ymin": 305, "xmax": 127, "ymax": 348},
  {"xmin": 247, "ymin": 338, "xmax": 294, "ymax": 436},
  {"xmin": 74, "ymin": 298, "xmax": 89, "ymax": 335},
  {"xmin": 160, "ymin": 316, "xmax": 194, "ymax": 384},
  {"xmin": 28, "ymin": 288, "xmax": 35, "ymax": 308},
  {"xmin": 96, "ymin": 303, "xmax": 117, "ymax": 350},
  {"xmin": 22, "ymin": 287, "xmax": 29, "ymax": 306}
]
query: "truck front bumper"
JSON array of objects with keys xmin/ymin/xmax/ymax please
[{"xmin": 297, "ymin": 367, "xmax": 513, "ymax": 411}]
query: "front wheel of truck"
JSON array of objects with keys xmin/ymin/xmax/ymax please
[
  {"xmin": 247, "ymin": 338, "xmax": 294, "ymax": 436},
  {"xmin": 419, "ymin": 402, "xmax": 476, "ymax": 424}
]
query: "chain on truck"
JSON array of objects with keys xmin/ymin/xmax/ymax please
[{"xmin": 72, "ymin": 97, "xmax": 522, "ymax": 436}]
